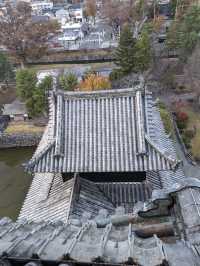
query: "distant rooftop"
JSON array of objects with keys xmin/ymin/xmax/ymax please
[
  {"xmin": 68, "ymin": 3, "xmax": 82, "ymax": 10},
  {"xmin": 3, "ymin": 99, "xmax": 27, "ymax": 116},
  {"xmin": 32, "ymin": 15, "xmax": 50, "ymax": 22}
]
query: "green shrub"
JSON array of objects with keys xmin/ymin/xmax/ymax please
[
  {"xmin": 182, "ymin": 134, "xmax": 191, "ymax": 149},
  {"xmin": 59, "ymin": 72, "xmax": 78, "ymax": 91},
  {"xmin": 159, "ymin": 106, "xmax": 173, "ymax": 135},
  {"xmin": 176, "ymin": 119, "xmax": 187, "ymax": 130},
  {"xmin": 157, "ymin": 100, "xmax": 166, "ymax": 110},
  {"xmin": 109, "ymin": 69, "xmax": 123, "ymax": 81}
]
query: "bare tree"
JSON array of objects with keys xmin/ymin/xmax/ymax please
[
  {"xmin": 173, "ymin": 0, "xmax": 196, "ymax": 19},
  {"xmin": 101, "ymin": 0, "xmax": 134, "ymax": 28},
  {"xmin": 0, "ymin": 2, "xmax": 60, "ymax": 68},
  {"xmin": 184, "ymin": 44, "xmax": 200, "ymax": 106},
  {"xmin": 84, "ymin": 0, "xmax": 97, "ymax": 24},
  {"xmin": 101, "ymin": 0, "xmax": 150, "ymax": 31}
]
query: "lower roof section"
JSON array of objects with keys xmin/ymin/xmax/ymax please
[{"xmin": 19, "ymin": 172, "xmax": 153, "ymax": 223}]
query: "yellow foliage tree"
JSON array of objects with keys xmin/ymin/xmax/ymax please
[{"xmin": 79, "ymin": 74, "xmax": 111, "ymax": 91}]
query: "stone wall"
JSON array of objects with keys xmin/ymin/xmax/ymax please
[
  {"xmin": 29, "ymin": 48, "xmax": 114, "ymax": 64},
  {"xmin": 0, "ymin": 132, "xmax": 42, "ymax": 148}
]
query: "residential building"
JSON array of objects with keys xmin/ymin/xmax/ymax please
[
  {"xmin": 55, "ymin": 8, "xmax": 70, "ymax": 24},
  {"xmin": 68, "ymin": 3, "xmax": 83, "ymax": 22},
  {"xmin": 31, "ymin": 1, "xmax": 53, "ymax": 15},
  {"xmin": 3, "ymin": 99, "xmax": 28, "ymax": 121}
]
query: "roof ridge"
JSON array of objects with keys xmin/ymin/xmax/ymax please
[
  {"xmin": 145, "ymin": 134, "xmax": 180, "ymax": 170},
  {"xmin": 54, "ymin": 94, "xmax": 64, "ymax": 156},
  {"xmin": 26, "ymin": 139, "xmax": 55, "ymax": 171},
  {"xmin": 135, "ymin": 90, "xmax": 146, "ymax": 154},
  {"xmin": 56, "ymin": 87, "xmax": 144, "ymax": 99}
]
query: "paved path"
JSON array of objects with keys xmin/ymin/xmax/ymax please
[{"xmin": 173, "ymin": 133, "xmax": 200, "ymax": 179}]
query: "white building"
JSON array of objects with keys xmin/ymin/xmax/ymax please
[
  {"xmin": 31, "ymin": 1, "xmax": 53, "ymax": 15},
  {"xmin": 55, "ymin": 8, "xmax": 70, "ymax": 25},
  {"xmin": 58, "ymin": 22, "xmax": 84, "ymax": 48},
  {"xmin": 68, "ymin": 4, "xmax": 83, "ymax": 23}
]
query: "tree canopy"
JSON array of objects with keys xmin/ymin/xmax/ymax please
[
  {"xmin": 0, "ymin": 2, "xmax": 60, "ymax": 67},
  {"xmin": 115, "ymin": 24, "xmax": 136, "ymax": 75},
  {"xmin": 16, "ymin": 69, "xmax": 53, "ymax": 117},
  {"xmin": 134, "ymin": 30, "xmax": 152, "ymax": 72},
  {"xmin": 84, "ymin": 0, "xmax": 97, "ymax": 23},
  {"xmin": 114, "ymin": 24, "xmax": 152, "ymax": 76},
  {"xmin": 0, "ymin": 53, "xmax": 14, "ymax": 84},
  {"xmin": 101, "ymin": 0, "xmax": 136, "ymax": 29},
  {"xmin": 167, "ymin": 4, "xmax": 200, "ymax": 59}
]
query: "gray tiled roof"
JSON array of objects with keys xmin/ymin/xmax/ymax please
[
  {"xmin": 19, "ymin": 173, "xmax": 153, "ymax": 223},
  {"xmin": 2, "ymin": 176, "xmax": 200, "ymax": 266},
  {"xmin": 26, "ymin": 88, "xmax": 179, "ymax": 173},
  {"xmin": 18, "ymin": 174, "xmax": 115, "ymax": 223},
  {"xmin": 97, "ymin": 182, "xmax": 152, "ymax": 212}
]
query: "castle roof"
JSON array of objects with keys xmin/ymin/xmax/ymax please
[
  {"xmin": 26, "ymin": 87, "xmax": 179, "ymax": 173},
  {"xmin": 2, "ymin": 178, "xmax": 200, "ymax": 266}
]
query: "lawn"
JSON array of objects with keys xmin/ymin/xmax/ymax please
[{"xmin": 5, "ymin": 122, "xmax": 45, "ymax": 134}]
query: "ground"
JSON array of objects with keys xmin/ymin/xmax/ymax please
[
  {"xmin": 181, "ymin": 106, "xmax": 200, "ymax": 161},
  {"xmin": 0, "ymin": 85, "xmax": 16, "ymax": 106},
  {"xmin": 5, "ymin": 121, "xmax": 44, "ymax": 134}
]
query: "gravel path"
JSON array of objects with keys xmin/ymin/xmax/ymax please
[{"xmin": 173, "ymin": 132, "xmax": 200, "ymax": 179}]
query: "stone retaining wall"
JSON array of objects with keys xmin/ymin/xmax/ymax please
[
  {"xmin": 29, "ymin": 49, "xmax": 114, "ymax": 64},
  {"xmin": 0, "ymin": 133, "xmax": 42, "ymax": 148}
]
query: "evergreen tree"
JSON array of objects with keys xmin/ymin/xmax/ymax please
[
  {"xmin": 134, "ymin": 30, "xmax": 152, "ymax": 72},
  {"xmin": 113, "ymin": 24, "xmax": 152, "ymax": 79},
  {"xmin": 16, "ymin": 68, "xmax": 52, "ymax": 117},
  {"xmin": 0, "ymin": 53, "xmax": 14, "ymax": 84},
  {"xmin": 115, "ymin": 24, "xmax": 136, "ymax": 75},
  {"xmin": 167, "ymin": 5, "xmax": 200, "ymax": 59},
  {"xmin": 34, "ymin": 76, "xmax": 53, "ymax": 116},
  {"xmin": 16, "ymin": 69, "xmax": 37, "ymax": 100}
]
